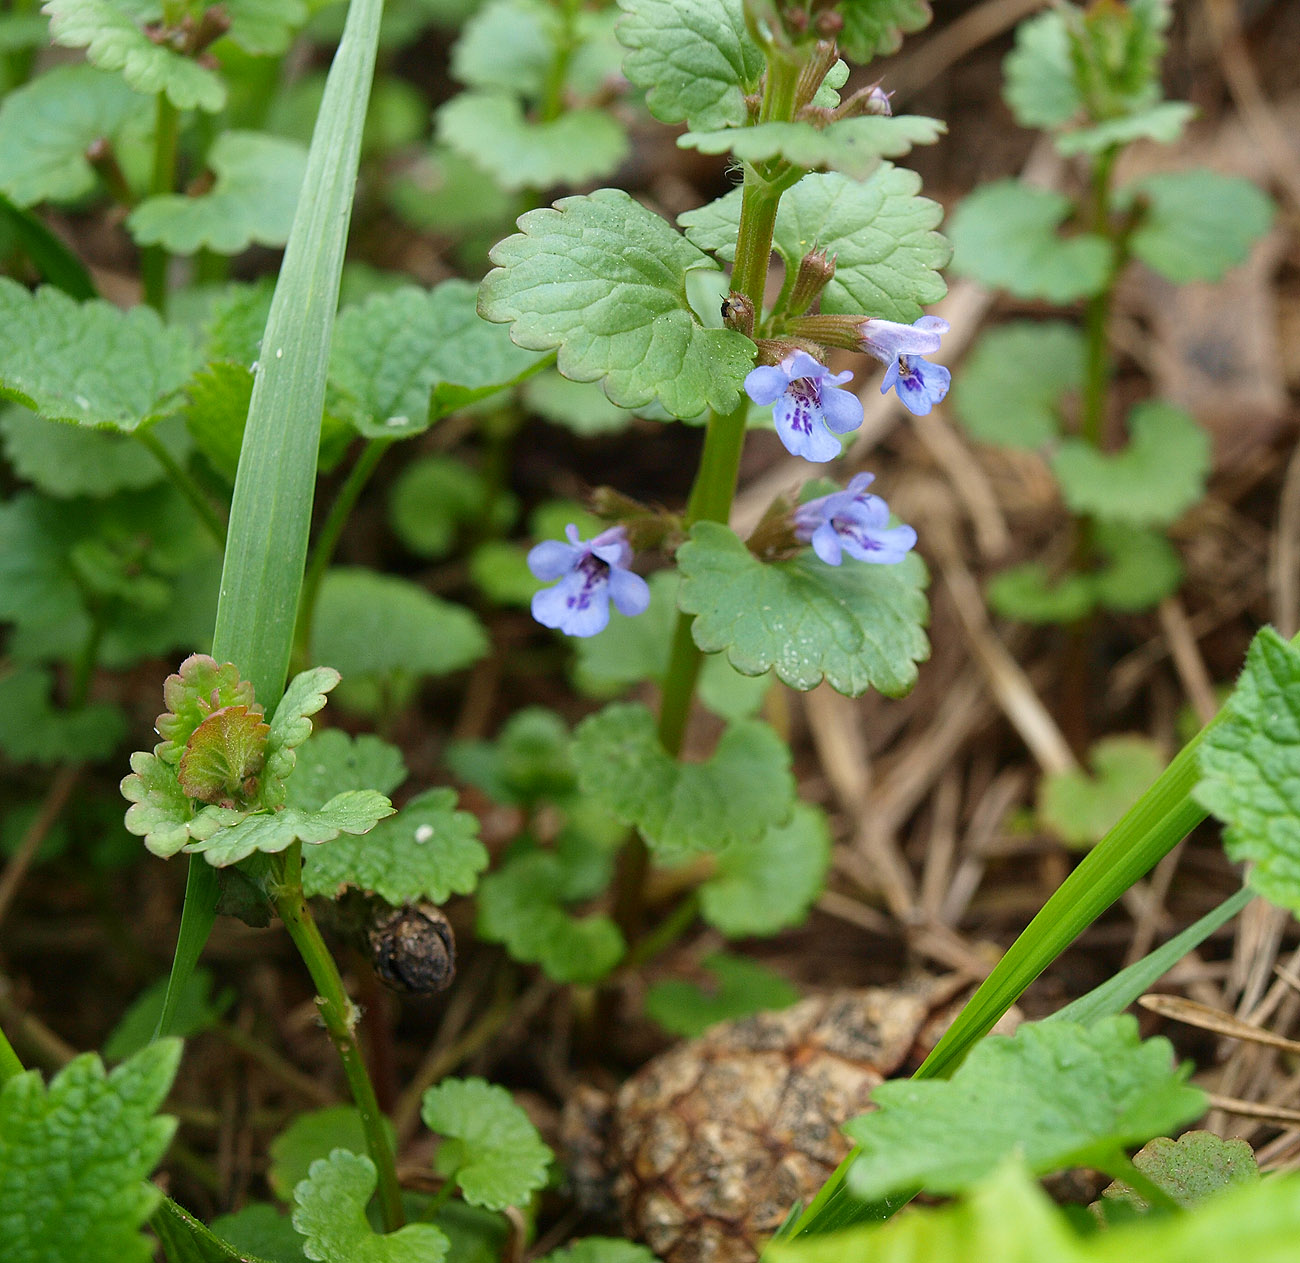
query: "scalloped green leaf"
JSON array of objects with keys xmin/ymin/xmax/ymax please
[
  {"xmin": 388, "ymin": 455, "xmax": 515, "ymax": 558},
  {"xmin": 987, "ymin": 562, "xmax": 1097, "ymax": 625},
  {"xmin": 285, "ymin": 729, "xmax": 408, "ymax": 812},
  {"xmin": 178, "ymin": 704, "xmax": 269, "ymax": 804},
  {"xmin": 571, "ymin": 570, "xmax": 769, "ymax": 718},
  {"xmin": 269, "ymin": 1107, "xmax": 397, "ymax": 1202},
  {"xmin": 678, "ymin": 114, "xmax": 944, "ymax": 181},
  {"xmin": 676, "ymin": 520, "xmax": 929, "ymax": 697},
  {"xmin": 1003, "ymin": 6, "xmax": 1080, "ymax": 130},
  {"xmin": 0, "ymin": 408, "xmax": 190, "ymax": 497},
  {"xmin": 844, "ymin": 1015, "xmax": 1205, "ymax": 1201},
  {"xmin": 437, "ymin": 93, "xmax": 627, "ymax": 194},
  {"xmin": 263, "ymin": 665, "xmax": 340, "ymax": 803},
  {"xmin": 120, "ymin": 750, "xmax": 244, "ymax": 858},
  {"xmin": 223, "ymin": 0, "xmax": 308, "ymax": 55},
  {"xmin": 476, "ymin": 850, "xmax": 625, "ymax": 983},
  {"xmin": 572, "ymin": 701, "xmax": 795, "ymax": 858},
  {"xmin": 44, "ymin": 0, "xmax": 226, "ymax": 113},
  {"xmin": 127, "ymin": 132, "xmax": 307, "ymax": 255},
  {"xmin": 1092, "ymin": 522, "xmax": 1182, "ymax": 613},
  {"xmin": 479, "ymin": 187, "xmax": 755, "ymax": 419},
  {"xmin": 292, "ymin": 1150, "xmax": 449, "ymax": 1263},
  {"xmin": 948, "ymin": 180, "xmax": 1110, "ymax": 302},
  {"xmin": 182, "ymin": 361, "xmax": 254, "ymax": 482},
  {"xmin": 156, "ymin": 655, "xmax": 259, "ymax": 765},
  {"xmin": 420, "ymin": 1077, "xmax": 553, "ymax": 1211},
  {"xmin": 1196, "ymin": 628, "xmax": 1300, "ymax": 913},
  {"xmin": 330, "ymin": 280, "xmax": 543, "ymax": 439},
  {"xmin": 452, "ymin": 0, "xmax": 620, "ymax": 100},
  {"xmin": 644, "ymin": 952, "xmax": 799, "ymax": 1038},
  {"xmin": 521, "ymin": 370, "xmax": 633, "ymax": 435},
  {"xmin": 839, "ymin": 0, "xmax": 933, "ymax": 63},
  {"xmin": 0, "ymin": 489, "xmax": 215, "ymax": 670},
  {"xmin": 614, "ymin": 0, "xmax": 763, "ymax": 131},
  {"xmin": 184, "ymin": 790, "xmax": 394, "ymax": 866},
  {"xmin": 1124, "ymin": 169, "xmax": 1275, "ymax": 283},
  {"xmin": 0, "ymin": 664, "xmax": 126, "ymax": 764},
  {"xmin": 1039, "ymin": 735, "xmax": 1166, "ymax": 850},
  {"xmin": 1100, "ymin": 1132, "xmax": 1259, "ymax": 1214},
  {"xmin": 679, "ymin": 166, "xmax": 948, "ymax": 323},
  {"xmin": 0, "ymin": 1040, "xmax": 181, "ymax": 1263},
  {"xmin": 0, "ymin": 279, "xmax": 195, "ymax": 430},
  {"xmin": 0, "ymin": 64, "xmax": 149, "ymax": 206},
  {"xmin": 1055, "ymin": 102, "xmax": 1194, "ymax": 157},
  {"xmin": 302, "ymin": 787, "xmax": 487, "ymax": 904},
  {"xmin": 699, "ymin": 801, "xmax": 831, "ymax": 936},
  {"xmin": 446, "ymin": 707, "xmax": 576, "ymax": 807},
  {"xmin": 310, "ymin": 568, "xmax": 488, "ymax": 684},
  {"xmin": 451, "ymin": 0, "xmax": 553, "ymax": 95},
  {"xmin": 1053, "ymin": 402, "xmax": 1210, "ymax": 528},
  {"xmin": 951, "ymin": 321, "xmax": 1084, "ymax": 449}
]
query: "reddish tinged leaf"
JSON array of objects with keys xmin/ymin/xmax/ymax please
[
  {"xmin": 177, "ymin": 704, "xmax": 270, "ymax": 805},
  {"xmin": 155, "ymin": 654, "xmax": 261, "ymax": 765}
]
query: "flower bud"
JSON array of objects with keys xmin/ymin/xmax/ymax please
[
  {"xmin": 787, "ymin": 250, "xmax": 836, "ymax": 317},
  {"xmin": 721, "ymin": 292, "xmax": 755, "ymax": 337}
]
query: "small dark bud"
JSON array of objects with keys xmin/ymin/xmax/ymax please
[
  {"xmin": 187, "ymin": 5, "xmax": 231, "ymax": 55},
  {"xmin": 787, "ymin": 250, "xmax": 836, "ymax": 318},
  {"xmin": 368, "ymin": 904, "xmax": 456, "ymax": 994},
  {"xmin": 720, "ymin": 291, "xmax": 755, "ymax": 338}
]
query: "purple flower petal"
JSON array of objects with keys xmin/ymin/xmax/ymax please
[
  {"xmin": 608, "ymin": 567, "xmax": 651, "ymax": 617},
  {"xmin": 858, "ymin": 317, "xmax": 944, "ymax": 363},
  {"xmin": 888, "ymin": 356, "xmax": 950, "ymax": 416},
  {"xmin": 819, "ymin": 383, "xmax": 865, "ymax": 435},
  {"xmin": 744, "ymin": 364, "xmax": 788, "ymax": 406},
  {"xmin": 810, "ymin": 520, "xmax": 844, "ymax": 565},
  {"xmin": 774, "ymin": 391, "xmax": 843, "ymax": 462},
  {"xmin": 527, "ymin": 538, "xmax": 581, "ymax": 581}
]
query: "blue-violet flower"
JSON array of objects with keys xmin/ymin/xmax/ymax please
[
  {"xmin": 859, "ymin": 315, "xmax": 950, "ymax": 416},
  {"xmin": 528, "ymin": 524, "xmax": 650, "ymax": 637},
  {"xmin": 744, "ymin": 350, "xmax": 864, "ymax": 463},
  {"xmin": 792, "ymin": 472, "xmax": 917, "ymax": 566}
]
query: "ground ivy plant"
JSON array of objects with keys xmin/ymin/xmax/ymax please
[
  {"xmin": 947, "ymin": 0, "xmax": 1273, "ymax": 627},
  {"xmin": 3, "ymin": 0, "xmax": 1292, "ymax": 1262}
]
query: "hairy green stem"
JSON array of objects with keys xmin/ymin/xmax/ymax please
[
  {"xmin": 136, "ymin": 428, "xmax": 228, "ymax": 546},
  {"xmin": 141, "ymin": 95, "xmax": 179, "ymax": 314},
  {"xmin": 1079, "ymin": 145, "xmax": 1120, "ymax": 450},
  {"xmin": 0, "ymin": 1024, "xmax": 23, "ymax": 1084},
  {"xmin": 610, "ymin": 53, "xmax": 801, "ymax": 951},
  {"xmin": 274, "ymin": 846, "xmax": 404, "ymax": 1232},
  {"xmin": 294, "ymin": 437, "xmax": 392, "ymax": 664},
  {"xmin": 539, "ymin": 0, "xmax": 580, "ymax": 122}
]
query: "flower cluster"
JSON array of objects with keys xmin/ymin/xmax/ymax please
[
  {"xmin": 743, "ymin": 315, "xmax": 951, "ymax": 466},
  {"xmin": 527, "ymin": 524, "xmax": 650, "ymax": 638},
  {"xmin": 792, "ymin": 473, "xmax": 917, "ymax": 566},
  {"xmin": 526, "ymin": 310, "xmax": 940, "ymax": 636}
]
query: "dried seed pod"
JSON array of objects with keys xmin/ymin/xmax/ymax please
[
  {"xmin": 573, "ymin": 976, "xmax": 989, "ymax": 1263},
  {"xmin": 367, "ymin": 903, "xmax": 456, "ymax": 994}
]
